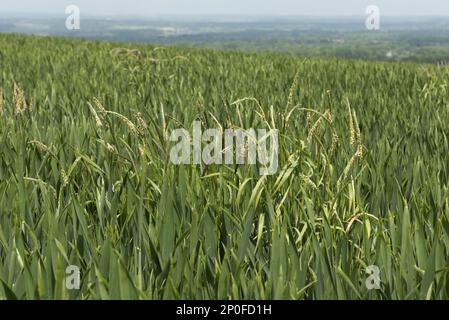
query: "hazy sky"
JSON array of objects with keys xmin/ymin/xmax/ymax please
[{"xmin": 1, "ymin": 0, "xmax": 448, "ymax": 16}]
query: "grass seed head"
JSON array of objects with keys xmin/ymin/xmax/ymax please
[
  {"xmin": 29, "ymin": 140, "xmax": 50, "ymax": 153},
  {"xmin": 13, "ymin": 83, "xmax": 25, "ymax": 115},
  {"xmin": 135, "ymin": 112, "xmax": 147, "ymax": 136},
  {"xmin": 60, "ymin": 169, "xmax": 69, "ymax": 187},
  {"xmin": 0, "ymin": 90, "xmax": 4, "ymax": 116},
  {"xmin": 287, "ymin": 69, "xmax": 300, "ymax": 110},
  {"xmin": 348, "ymin": 114, "xmax": 355, "ymax": 146},
  {"xmin": 93, "ymin": 97, "xmax": 106, "ymax": 113}
]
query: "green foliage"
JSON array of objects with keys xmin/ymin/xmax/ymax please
[{"xmin": 0, "ymin": 34, "xmax": 449, "ymax": 299}]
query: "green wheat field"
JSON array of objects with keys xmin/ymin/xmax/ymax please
[{"xmin": 0, "ymin": 33, "xmax": 449, "ymax": 300}]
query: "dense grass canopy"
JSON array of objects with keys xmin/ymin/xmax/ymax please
[{"xmin": 0, "ymin": 34, "xmax": 449, "ymax": 299}]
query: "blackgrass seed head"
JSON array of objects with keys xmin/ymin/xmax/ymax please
[
  {"xmin": 0, "ymin": 90, "xmax": 4, "ymax": 116},
  {"xmin": 60, "ymin": 169, "xmax": 69, "ymax": 187}
]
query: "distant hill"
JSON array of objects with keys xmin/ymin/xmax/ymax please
[{"xmin": 1, "ymin": 15, "xmax": 449, "ymax": 63}]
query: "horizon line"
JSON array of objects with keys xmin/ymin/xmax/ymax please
[{"xmin": 1, "ymin": 12, "xmax": 449, "ymax": 19}]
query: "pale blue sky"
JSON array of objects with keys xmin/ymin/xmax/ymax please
[{"xmin": 0, "ymin": 0, "xmax": 448, "ymax": 16}]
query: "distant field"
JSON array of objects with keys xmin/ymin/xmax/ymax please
[
  {"xmin": 0, "ymin": 34, "xmax": 449, "ymax": 299},
  {"xmin": 1, "ymin": 16, "xmax": 449, "ymax": 63}
]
